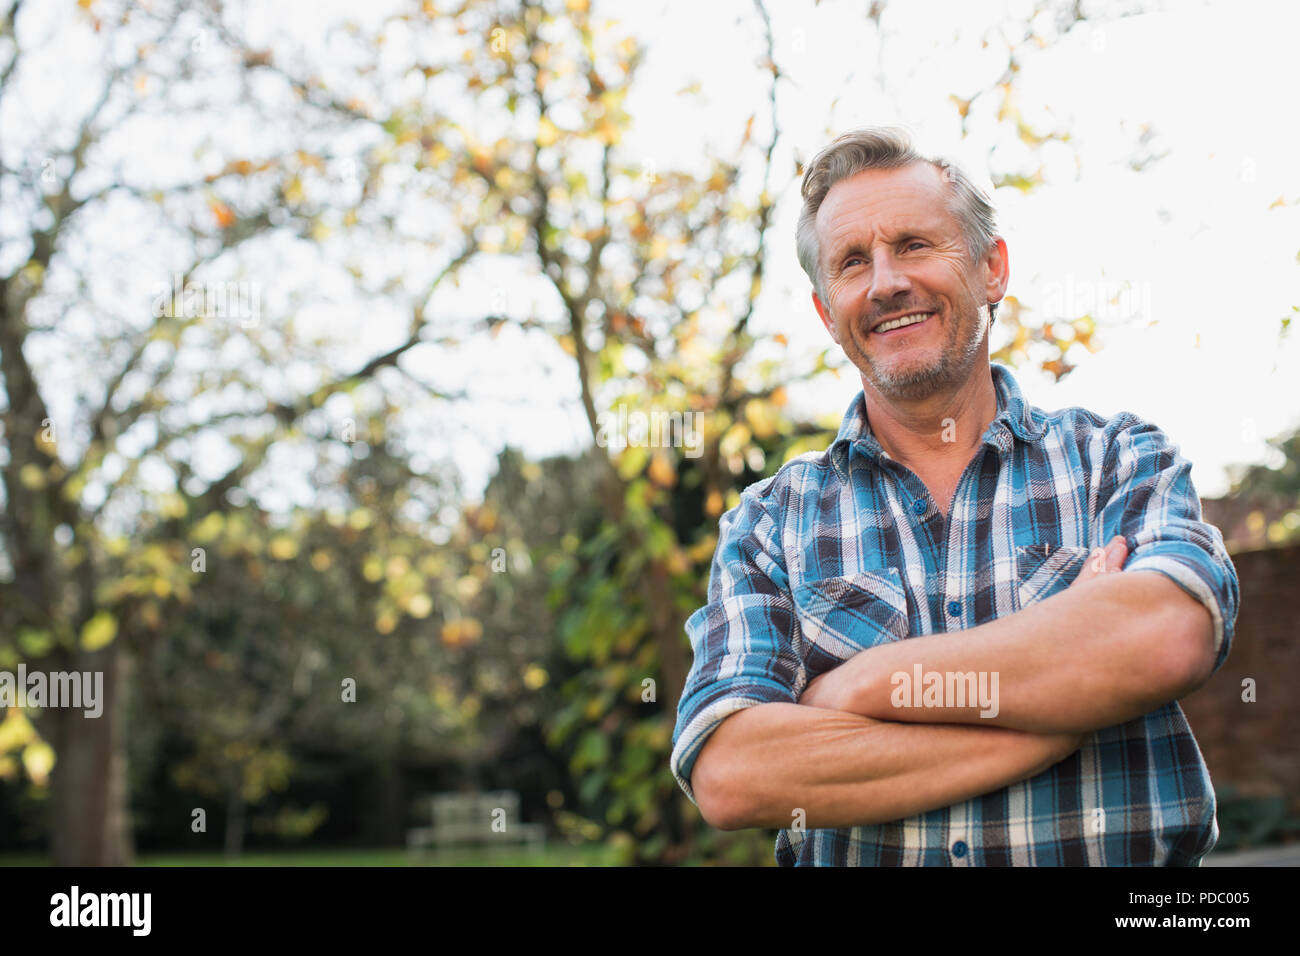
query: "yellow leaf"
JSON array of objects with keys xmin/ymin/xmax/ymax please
[
  {"xmin": 690, "ymin": 532, "xmax": 718, "ymax": 561},
  {"xmin": 19, "ymin": 464, "xmax": 45, "ymax": 490},
  {"xmin": 0, "ymin": 709, "xmax": 37, "ymax": 753},
  {"xmin": 647, "ymin": 453, "xmax": 677, "ymax": 488},
  {"xmin": 22, "ymin": 741, "xmax": 55, "ymax": 785},
  {"xmin": 80, "ymin": 611, "xmax": 118, "ymax": 651},
  {"xmin": 194, "ymin": 512, "xmax": 225, "ymax": 543},
  {"xmin": 745, "ymin": 400, "xmax": 778, "ymax": 439},
  {"xmin": 159, "ymin": 493, "xmax": 187, "ymax": 519},
  {"xmin": 210, "ymin": 200, "xmax": 235, "ymax": 228},
  {"xmin": 598, "ymin": 120, "xmax": 622, "ymax": 146},
  {"xmin": 441, "ymin": 618, "xmax": 483, "ymax": 647},
  {"xmin": 537, "ymin": 116, "xmax": 560, "ymax": 148},
  {"xmin": 719, "ymin": 422, "xmax": 751, "ymax": 457},
  {"xmin": 269, "ymin": 536, "xmax": 298, "ymax": 560}
]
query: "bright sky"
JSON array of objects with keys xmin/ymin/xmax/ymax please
[
  {"xmin": 8, "ymin": 0, "xmax": 1298, "ymax": 521},
  {"xmin": 440, "ymin": 0, "xmax": 1300, "ymax": 501}
]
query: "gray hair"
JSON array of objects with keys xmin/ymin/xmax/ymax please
[{"xmin": 796, "ymin": 126, "xmax": 1000, "ymax": 320}]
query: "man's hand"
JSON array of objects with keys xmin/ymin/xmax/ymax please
[
  {"xmin": 799, "ymin": 668, "xmax": 840, "ymax": 709},
  {"xmin": 1070, "ymin": 535, "xmax": 1128, "ymax": 588}
]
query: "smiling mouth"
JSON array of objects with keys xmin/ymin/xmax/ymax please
[{"xmin": 872, "ymin": 311, "xmax": 933, "ymax": 335}]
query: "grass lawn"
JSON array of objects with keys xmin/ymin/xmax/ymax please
[{"xmin": 0, "ymin": 842, "xmax": 622, "ymax": 867}]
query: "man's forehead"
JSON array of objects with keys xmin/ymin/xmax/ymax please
[{"xmin": 816, "ymin": 162, "xmax": 955, "ymax": 248}]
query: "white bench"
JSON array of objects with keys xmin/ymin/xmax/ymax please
[{"xmin": 406, "ymin": 790, "xmax": 546, "ymax": 855}]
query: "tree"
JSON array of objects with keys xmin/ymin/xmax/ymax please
[{"xmin": 0, "ymin": 0, "xmax": 473, "ymax": 863}]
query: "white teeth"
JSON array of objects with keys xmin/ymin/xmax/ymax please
[{"xmin": 875, "ymin": 312, "xmax": 930, "ymax": 333}]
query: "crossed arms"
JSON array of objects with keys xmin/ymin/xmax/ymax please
[{"xmin": 692, "ymin": 537, "xmax": 1217, "ymax": 830}]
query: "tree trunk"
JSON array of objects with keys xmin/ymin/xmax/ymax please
[
  {"xmin": 48, "ymin": 639, "xmax": 133, "ymax": 866},
  {"xmin": 362, "ymin": 756, "xmax": 405, "ymax": 847},
  {"xmin": 224, "ymin": 777, "xmax": 246, "ymax": 860},
  {"xmin": 645, "ymin": 557, "xmax": 689, "ymax": 715}
]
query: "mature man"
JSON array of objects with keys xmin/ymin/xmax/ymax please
[{"xmin": 669, "ymin": 127, "xmax": 1239, "ymax": 866}]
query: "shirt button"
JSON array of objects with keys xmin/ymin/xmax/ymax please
[
  {"xmin": 947, "ymin": 600, "xmax": 962, "ymax": 617},
  {"xmin": 952, "ymin": 840, "xmax": 968, "ymax": 858},
  {"xmin": 911, "ymin": 498, "xmax": 928, "ymax": 516}
]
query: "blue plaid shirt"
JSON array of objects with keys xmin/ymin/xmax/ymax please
[{"xmin": 671, "ymin": 362, "xmax": 1239, "ymax": 866}]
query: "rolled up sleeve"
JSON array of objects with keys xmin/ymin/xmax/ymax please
[
  {"xmin": 1097, "ymin": 415, "xmax": 1240, "ymax": 676},
  {"xmin": 669, "ymin": 485, "xmax": 807, "ymax": 806}
]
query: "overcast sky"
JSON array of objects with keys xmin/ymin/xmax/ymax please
[
  {"xmin": 10, "ymin": 0, "xmax": 1297, "ymax": 517},
  {"xmin": 435, "ymin": 0, "xmax": 1300, "ymax": 502}
]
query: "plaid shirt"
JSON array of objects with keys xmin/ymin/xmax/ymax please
[{"xmin": 671, "ymin": 362, "xmax": 1239, "ymax": 866}]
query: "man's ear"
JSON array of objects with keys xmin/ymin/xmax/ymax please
[
  {"xmin": 984, "ymin": 236, "xmax": 1009, "ymax": 311},
  {"xmin": 812, "ymin": 290, "xmax": 840, "ymax": 345}
]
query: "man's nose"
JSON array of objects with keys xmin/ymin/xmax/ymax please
[{"xmin": 869, "ymin": 252, "xmax": 911, "ymax": 304}]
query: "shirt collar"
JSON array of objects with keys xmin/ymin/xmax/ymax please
[{"xmin": 828, "ymin": 362, "xmax": 1046, "ymax": 484}]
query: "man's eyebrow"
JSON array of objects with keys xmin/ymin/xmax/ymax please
[
  {"xmin": 828, "ymin": 240, "xmax": 869, "ymax": 265},
  {"xmin": 829, "ymin": 225, "xmax": 937, "ymax": 262}
]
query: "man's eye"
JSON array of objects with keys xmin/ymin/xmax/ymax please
[
  {"xmin": 904, "ymin": 241, "xmax": 925, "ymax": 252},
  {"xmin": 845, "ymin": 256, "xmax": 866, "ymax": 267}
]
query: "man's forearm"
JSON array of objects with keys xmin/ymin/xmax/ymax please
[
  {"xmin": 692, "ymin": 702, "xmax": 1081, "ymax": 830},
  {"xmin": 810, "ymin": 570, "xmax": 1214, "ymax": 735}
]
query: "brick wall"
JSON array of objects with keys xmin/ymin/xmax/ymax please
[{"xmin": 1178, "ymin": 543, "xmax": 1300, "ymax": 815}]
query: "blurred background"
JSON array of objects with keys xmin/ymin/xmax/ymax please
[{"xmin": 1, "ymin": 0, "xmax": 1297, "ymax": 866}]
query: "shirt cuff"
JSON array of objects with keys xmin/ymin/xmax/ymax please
[
  {"xmin": 1124, "ymin": 552, "xmax": 1227, "ymax": 666},
  {"xmin": 670, "ymin": 691, "xmax": 787, "ymax": 806}
]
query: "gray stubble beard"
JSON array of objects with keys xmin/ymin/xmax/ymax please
[{"xmin": 852, "ymin": 303, "xmax": 990, "ymax": 402}]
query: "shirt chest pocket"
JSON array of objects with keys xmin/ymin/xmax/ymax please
[
  {"xmin": 1015, "ymin": 544, "xmax": 1093, "ymax": 609},
  {"xmin": 791, "ymin": 569, "xmax": 910, "ymax": 671}
]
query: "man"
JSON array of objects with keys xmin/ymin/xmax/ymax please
[{"xmin": 669, "ymin": 127, "xmax": 1239, "ymax": 866}]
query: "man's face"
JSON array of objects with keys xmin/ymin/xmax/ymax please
[{"xmin": 811, "ymin": 162, "xmax": 1007, "ymax": 402}]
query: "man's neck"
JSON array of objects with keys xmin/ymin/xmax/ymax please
[{"xmin": 861, "ymin": 363, "xmax": 999, "ymax": 476}]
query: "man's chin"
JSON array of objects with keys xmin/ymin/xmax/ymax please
[{"xmin": 864, "ymin": 359, "xmax": 951, "ymax": 401}]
